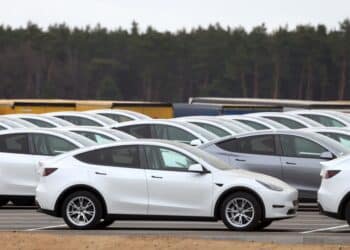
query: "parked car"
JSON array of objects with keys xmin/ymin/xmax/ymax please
[
  {"xmin": 318, "ymin": 155, "xmax": 350, "ymax": 225},
  {"xmin": 4, "ymin": 114, "xmax": 73, "ymax": 128},
  {"xmin": 200, "ymin": 130, "xmax": 350, "ymax": 201},
  {"xmin": 36, "ymin": 140, "xmax": 297, "ymax": 230},
  {"xmin": 221, "ymin": 115, "xmax": 288, "ymax": 130},
  {"xmin": 175, "ymin": 116, "xmax": 253, "ymax": 137},
  {"xmin": 44, "ymin": 112, "xmax": 116, "ymax": 127},
  {"xmin": 111, "ymin": 120, "xmax": 218, "ymax": 146},
  {"xmin": 85, "ymin": 109, "xmax": 151, "ymax": 122},
  {"xmin": 60, "ymin": 126, "xmax": 135, "ymax": 144},
  {"xmin": 288, "ymin": 110, "xmax": 350, "ymax": 127},
  {"xmin": 0, "ymin": 129, "xmax": 96, "ymax": 207},
  {"xmin": 302, "ymin": 128, "xmax": 350, "ymax": 149},
  {"xmin": 248, "ymin": 112, "xmax": 323, "ymax": 129}
]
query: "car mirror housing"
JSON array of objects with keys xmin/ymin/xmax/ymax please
[
  {"xmin": 320, "ymin": 151, "xmax": 334, "ymax": 160},
  {"xmin": 188, "ymin": 164, "xmax": 208, "ymax": 173},
  {"xmin": 190, "ymin": 139, "xmax": 202, "ymax": 146}
]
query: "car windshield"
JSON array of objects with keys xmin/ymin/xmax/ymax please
[
  {"xmin": 180, "ymin": 143, "xmax": 234, "ymax": 170},
  {"xmin": 178, "ymin": 122, "xmax": 219, "ymax": 141},
  {"xmin": 0, "ymin": 119, "xmax": 22, "ymax": 128},
  {"xmin": 85, "ymin": 114, "xmax": 116, "ymax": 125},
  {"xmin": 43, "ymin": 116, "xmax": 72, "ymax": 126}
]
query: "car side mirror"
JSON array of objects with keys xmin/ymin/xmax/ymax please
[
  {"xmin": 190, "ymin": 139, "xmax": 202, "ymax": 146},
  {"xmin": 188, "ymin": 164, "xmax": 208, "ymax": 174},
  {"xmin": 320, "ymin": 151, "xmax": 334, "ymax": 160}
]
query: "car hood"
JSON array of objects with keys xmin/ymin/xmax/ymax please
[{"xmin": 219, "ymin": 169, "xmax": 294, "ymax": 190}]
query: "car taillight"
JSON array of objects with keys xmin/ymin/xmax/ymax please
[
  {"xmin": 42, "ymin": 168, "xmax": 58, "ymax": 177},
  {"xmin": 324, "ymin": 170, "xmax": 341, "ymax": 179}
]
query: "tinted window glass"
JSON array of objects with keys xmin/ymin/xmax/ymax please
[
  {"xmin": 144, "ymin": 146, "xmax": 196, "ymax": 171},
  {"xmin": 264, "ymin": 116, "xmax": 306, "ymax": 129},
  {"xmin": 117, "ymin": 125, "xmax": 152, "ymax": 138},
  {"xmin": 0, "ymin": 134, "xmax": 29, "ymax": 154},
  {"xmin": 22, "ymin": 118, "xmax": 56, "ymax": 128},
  {"xmin": 57, "ymin": 116, "xmax": 102, "ymax": 126},
  {"xmin": 76, "ymin": 145, "xmax": 140, "ymax": 168},
  {"xmin": 216, "ymin": 139, "xmax": 238, "ymax": 152},
  {"xmin": 319, "ymin": 132, "xmax": 350, "ymax": 149},
  {"xmin": 301, "ymin": 114, "xmax": 345, "ymax": 127},
  {"xmin": 153, "ymin": 125, "xmax": 196, "ymax": 143},
  {"xmin": 74, "ymin": 131, "xmax": 114, "ymax": 144},
  {"xmin": 191, "ymin": 122, "xmax": 230, "ymax": 137},
  {"xmin": 0, "ymin": 125, "xmax": 6, "ymax": 130},
  {"xmin": 100, "ymin": 113, "xmax": 133, "ymax": 122},
  {"xmin": 236, "ymin": 119, "xmax": 269, "ymax": 130},
  {"xmin": 280, "ymin": 135, "xmax": 326, "ymax": 159},
  {"xmin": 239, "ymin": 135, "xmax": 276, "ymax": 155},
  {"xmin": 31, "ymin": 134, "xmax": 78, "ymax": 155}
]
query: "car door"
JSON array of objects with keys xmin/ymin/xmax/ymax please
[
  {"xmin": 215, "ymin": 135, "xmax": 283, "ymax": 179},
  {"xmin": 76, "ymin": 145, "xmax": 148, "ymax": 214},
  {"xmin": 0, "ymin": 133, "xmax": 37, "ymax": 196},
  {"xmin": 279, "ymin": 134, "xmax": 329, "ymax": 200},
  {"xmin": 143, "ymin": 145, "xmax": 213, "ymax": 217}
]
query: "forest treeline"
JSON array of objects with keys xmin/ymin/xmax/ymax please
[{"xmin": 0, "ymin": 21, "xmax": 350, "ymax": 101}]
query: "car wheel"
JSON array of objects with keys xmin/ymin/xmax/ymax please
[
  {"xmin": 0, "ymin": 199, "xmax": 9, "ymax": 207},
  {"xmin": 345, "ymin": 200, "xmax": 350, "ymax": 225},
  {"xmin": 62, "ymin": 191, "xmax": 103, "ymax": 230},
  {"xmin": 97, "ymin": 218, "xmax": 115, "ymax": 229},
  {"xmin": 220, "ymin": 192, "xmax": 262, "ymax": 231},
  {"xmin": 257, "ymin": 219, "xmax": 273, "ymax": 230},
  {"xmin": 12, "ymin": 198, "xmax": 35, "ymax": 206}
]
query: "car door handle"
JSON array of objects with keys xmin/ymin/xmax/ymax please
[
  {"xmin": 95, "ymin": 172, "xmax": 107, "ymax": 176},
  {"xmin": 235, "ymin": 158, "xmax": 246, "ymax": 162},
  {"xmin": 151, "ymin": 175, "xmax": 163, "ymax": 179},
  {"xmin": 285, "ymin": 162, "xmax": 296, "ymax": 165}
]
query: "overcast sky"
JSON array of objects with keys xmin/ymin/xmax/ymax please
[{"xmin": 0, "ymin": 0, "xmax": 349, "ymax": 32}]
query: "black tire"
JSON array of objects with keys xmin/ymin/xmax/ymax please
[
  {"xmin": 257, "ymin": 219, "xmax": 273, "ymax": 230},
  {"xmin": 345, "ymin": 200, "xmax": 350, "ymax": 225},
  {"xmin": 12, "ymin": 198, "xmax": 35, "ymax": 206},
  {"xmin": 97, "ymin": 218, "xmax": 115, "ymax": 229},
  {"xmin": 62, "ymin": 191, "xmax": 103, "ymax": 230},
  {"xmin": 220, "ymin": 192, "xmax": 262, "ymax": 231},
  {"xmin": 0, "ymin": 199, "xmax": 9, "ymax": 207}
]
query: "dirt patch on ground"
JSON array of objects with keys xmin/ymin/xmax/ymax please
[{"xmin": 0, "ymin": 232, "xmax": 349, "ymax": 250}]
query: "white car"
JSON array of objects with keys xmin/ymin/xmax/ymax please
[
  {"xmin": 318, "ymin": 155, "xmax": 350, "ymax": 224},
  {"xmin": 60, "ymin": 126, "xmax": 135, "ymax": 144},
  {"xmin": 4, "ymin": 114, "xmax": 73, "ymax": 128},
  {"xmin": 85, "ymin": 109, "xmax": 151, "ymax": 122},
  {"xmin": 221, "ymin": 115, "xmax": 288, "ymax": 130},
  {"xmin": 111, "ymin": 120, "xmax": 218, "ymax": 146},
  {"xmin": 44, "ymin": 112, "xmax": 116, "ymax": 127},
  {"xmin": 175, "ymin": 116, "xmax": 253, "ymax": 137},
  {"xmin": 248, "ymin": 112, "xmax": 323, "ymax": 129},
  {"xmin": 0, "ymin": 118, "xmax": 26, "ymax": 129},
  {"xmin": 0, "ymin": 129, "xmax": 96, "ymax": 206},
  {"xmin": 288, "ymin": 110, "xmax": 350, "ymax": 128},
  {"xmin": 36, "ymin": 140, "xmax": 298, "ymax": 230}
]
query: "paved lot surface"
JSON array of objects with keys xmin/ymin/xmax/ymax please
[{"xmin": 0, "ymin": 207, "xmax": 349, "ymax": 244}]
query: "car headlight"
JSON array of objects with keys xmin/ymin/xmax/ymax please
[{"xmin": 256, "ymin": 180, "xmax": 284, "ymax": 192}]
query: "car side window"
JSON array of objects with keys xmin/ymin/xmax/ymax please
[
  {"xmin": 0, "ymin": 134, "xmax": 29, "ymax": 154},
  {"xmin": 21, "ymin": 118, "xmax": 56, "ymax": 128},
  {"xmin": 153, "ymin": 125, "xmax": 196, "ymax": 143},
  {"xmin": 117, "ymin": 125, "xmax": 152, "ymax": 138},
  {"xmin": 280, "ymin": 135, "xmax": 327, "ymax": 159},
  {"xmin": 144, "ymin": 146, "xmax": 196, "ymax": 171},
  {"xmin": 31, "ymin": 134, "xmax": 78, "ymax": 156},
  {"xmin": 191, "ymin": 122, "xmax": 230, "ymax": 137},
  {"xmin": 73, "ymin": 131, "xmax": 114, "ymax": 144},
  {"xmin": 100, "ymin": 113, "xmax": 133, "ymax": 123},
  {"xmin": 301, "ymin": 114, "xmax": 345, "ymax": 127},
  {"xmin": 216, "ymin": 138, "xmax": 238, "ymax": 152},
  {"xmin": 264, "ymin": 117, "xmax": 306, "ymax": 129},
  {"xmin": 76, "ymin": 145, "xmax": 140, "ymax": 168},
  {"xmin": 0, "ymin": 125, "xmax": 6, "ymax": 130},
  {"xmin": 238, "ymin": 135, "xmax": 276, "ymax": 155},
  {"xmin": 236, "ymin": 119, "xmax": 269, "ymax": 130},
  {"xmin": 57, "ymin": 116, "xmax": 102, "ymax": 127}
]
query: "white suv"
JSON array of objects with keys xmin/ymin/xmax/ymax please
[
  {"xmin": 36, "ymin": 140, "xmax": 298, "ymax": 231},
  {"xmin": 318, "ymin": 155, "xmax": 350, "ymax": 224}
]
